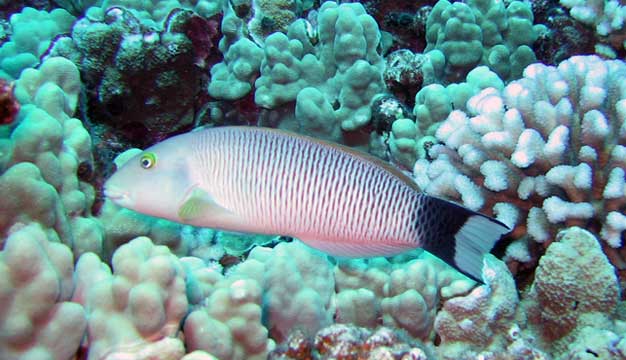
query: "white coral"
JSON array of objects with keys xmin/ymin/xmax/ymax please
[{"xmin": 414, "ymin": 55, "xmax": 626, "ymax": 248}]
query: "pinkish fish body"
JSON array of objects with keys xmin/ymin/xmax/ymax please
[{"xmin": 105, "ymin": 126, "xmax": 509, "ymax": 281}]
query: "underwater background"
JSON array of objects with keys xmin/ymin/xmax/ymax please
[{"xmin": 0, "ymin": 0, "xmax": 625, "ymax": 359}]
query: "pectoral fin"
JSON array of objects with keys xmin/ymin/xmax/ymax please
[{"xmin": 178, "ymin": 188, "xmax": 232, "ymax": 221}]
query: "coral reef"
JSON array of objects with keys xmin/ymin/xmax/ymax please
[
  {"xmin": 89, "ymin": 0, "xmax": 222, "ymax": 26},
  {"xmin": 208, "ymin": 37, "xmax": 263, "ymax": 100},
  {"xmin": 412, "ymin": 65, "xmax": 503, "ymax": 135},
  {"xmin": 1, "ymin": 56, "xmax": 101, "ymax": 256},
  {"xmin": 434, "ymin": 227, "xmax": 621, "ymax": 359},
  {"xmin": 560, "ymin": 0, "xmax": 626, "ymax": 51},
  {"xmin": 0, "ymin": 223, "xmax": 85, "ymax": 360},
  {"xmin": 334, "ymin": 251, "xmax": 473, "ymax": 341},
  {"xmin": 0, "ymin": 1, "xmax": 625, "ymax": 359},
  {"xmin": 184, "ymin": 277, "xmax": 270, "ymax": 359},
  {"xmin": 0, "ymin": 78, "xmax": 19, "ymax": 124},
  {"xmin": 525, "ymin": 227, "xmax": 620, "ymax": 344},
  {"xmin": 424, "ymin": 0, "xmax": 546, "ymax": 83},
  {"xmin": 255, "ymin": 1, "xmax": 385, "ymax": 142},
  {"xmin": 413, "ymin": 55, "xmax": 626, "ymax": 260},
  {"xmin": 376, "ymin": 65, "xmax": 503, "ymax": 169},
  {"xmin": 0, "ymin": 7, "xmax": 75, "ymax": 79},
  {"xmin": 532, "ymin": 2, "xmax": 595, "ymax": 65},
  {"xmin": 179, "ymin": 241, "xmax": 468, "ymax": 359},
  {"xmin": 434, "ymin": 254, "xmax": 524, "ymax": 359},
  {"xmin": 246, "ymin": 0, "xmax": 298, "ymax": 45},
  {"xmin": 47, "ymin": 6, "xmax": 219, "ymax": 143},
  {"xmin": 73, "ymin": 237, "xmax": 188, "ymax": 360},
  {"xmin": 362, "ymin": 0, "xmax": 434, "ymax": 53},
  {"xmin": 383, "ymin": 49, "xmax": 435, "ymax": 105},
  {"xmin": 270, "ymin": 325, "xmax": 431, "ymax": 359}
]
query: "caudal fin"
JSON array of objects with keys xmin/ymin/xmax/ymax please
[{"xmin": 419, "ymin": 196, "xmax": 510, "ymax": 283}]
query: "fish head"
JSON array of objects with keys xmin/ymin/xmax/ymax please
[{"xmin": 104, "ymin": 134, "xmax": 196, "ymax": 220}]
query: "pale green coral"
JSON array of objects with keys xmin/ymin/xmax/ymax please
[
  {"xmin": 425, "ymin": 0, "xmax": 545, "ymax": 83},
  {"xmin": 52, "ymin": 0, "xmax": 101, "ymax": 15},
  {"xmin": 208, "ymin": 38, "xmax": 264, "ymax": 100},
  {"xmin": 0, "ymin": 8, "xmax": 76, "ymax": 79},
  {"xmin": 388, "ymin": 118, "xmax": 420, "ymax": 169},
  {"xmin": 386, "ymin": 65, "xmax": 503, "ymax": 169},
  {"xmin": 2, "ymin": 57, "xmax": 101, "ymax": 257},
  {"xmin": 413, "ymin": 65, "xmax": 504, "ymax": 136},
  {"xmin": 255, "ymin": 30, "xmax": 323, "ymax": 107},
  {"xmin": 334, "ymin": 251, "xmax": 473, "ymax": 342},
  {"xmin": 255, "ymin": 1, "xmax": 384, "ymax": 142}
]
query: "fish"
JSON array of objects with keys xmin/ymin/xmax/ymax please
[{"xmin": 104, "ymin": 126, "xmax": 510, "ymax": 282}]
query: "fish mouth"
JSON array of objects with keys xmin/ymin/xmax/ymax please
[{"xmin": 103, "ymin": 185, "xmax": 132, "ymax": 206}]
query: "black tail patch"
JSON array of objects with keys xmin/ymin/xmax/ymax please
[{"xmin": 418, "ymin": 196, "xmax": 510, "ymax": 283}]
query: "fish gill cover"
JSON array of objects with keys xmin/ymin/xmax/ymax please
[{"xmin": 0, "ymin": 0, "xmax": 624, "ymax": 359}]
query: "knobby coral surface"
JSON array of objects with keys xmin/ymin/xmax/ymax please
[
  {"xmin": 413, "ymin": 55, "xmax": 626, "ymax": 265},
  {"xmin": 1, "ymin": 1, "xmax": 626, "ymax": 360}
]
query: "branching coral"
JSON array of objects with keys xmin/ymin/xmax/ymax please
[
  {"xmin": 413, "ymin": 55, "xmax": 626, "ymax": 259},
  {"xmin": 0, "ymin": 162, "xmax": 71, "ymax": 246},
  {"xmin": 560, "ymin": 0, "xmax": 626, "ymax": 52},
  {"xmin": 98, "ymin": 199, "xmax": 187, "ymax": 258},
  {"xmin": 240, "ymin": 241, "xmax": 335, "ymax": 341},
  {"xmin": 383, "ymin": 65, "xmax": 504, "ymax": 169},
  {"xmin": 413, "ymin": 65, "xmax": 504, "ymax": 133},
  {"xmin": 181, "ymin": 242, "xmax": 472, "ymax": 358},
  {"xmin": 381, "ymin": 259, "xmax": 447, "ymax": 340}
]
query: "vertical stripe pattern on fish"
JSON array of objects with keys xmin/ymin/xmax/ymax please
[{"xmin": 104, "ymin": 126, "xmax": 510, "ymax": 282}]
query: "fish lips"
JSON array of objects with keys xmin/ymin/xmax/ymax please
[{"xmin": 103, "ymin": 185, "xmax": 134, "ymax": 208}]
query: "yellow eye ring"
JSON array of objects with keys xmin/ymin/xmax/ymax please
[{"xmin": 139, "ymin": 152, "xmax": 157, "ymax": 169}]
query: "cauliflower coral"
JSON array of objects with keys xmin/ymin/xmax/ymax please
[{"xmin": 414, "ymin": 55, "xmax": 626, "ymax": 261}]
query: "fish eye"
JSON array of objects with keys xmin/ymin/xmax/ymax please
[{"xmin": 139, "ymin": 152, "xmax": 157, "ymax": 169}]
